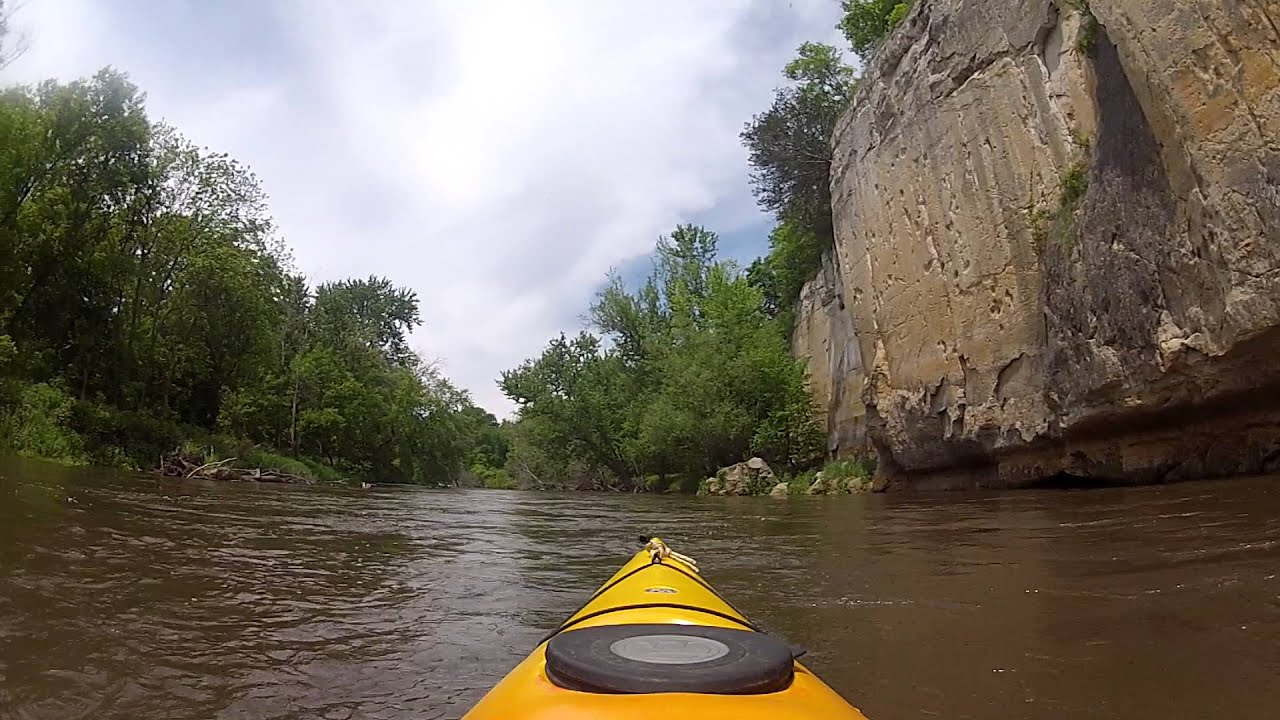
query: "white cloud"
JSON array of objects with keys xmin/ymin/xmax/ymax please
[{"xmin": 6, "ymin": 0, "xmax": 846, "ymax": 417}]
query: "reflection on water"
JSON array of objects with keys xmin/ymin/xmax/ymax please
[{"xmin": 2, "ymin": 455, "xmax": 1278, "ymax": 719}]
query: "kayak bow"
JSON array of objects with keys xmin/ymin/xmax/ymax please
[{"xmin": 463, "ymin": 538, "xmax": 869, "ymax": 720}]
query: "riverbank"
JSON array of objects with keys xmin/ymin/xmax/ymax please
[
  {"xmin": 696, "ymin": 456, "xmax": 880, "ymax": 497},
  {"xmin": 0, "ymin": 382, "xmax": 347, "ymax": 483},
  {"xmin": 1, "ymin": 426, "xmax": 880, "ymax": 496},
  {"xmin": 1, "ymin": 428, "xmax": 349, "ymax": 485}
]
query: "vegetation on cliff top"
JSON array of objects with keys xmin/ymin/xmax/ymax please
[
  {"xmin": 739, "ymin": 2, "xmax": 918, "ymax": 328},
  {"xmin": 740, "ymin": 0, "xmax": 915, "ymax": 327},
  {"xmin": 742, "ymin": 42, "xmax": 855, "ymax": 332},
  {"xmin": 739, "ymin": 3, "xmax": 915, "ymax": 329},
  {"xmin": 741, "ymin": 42, "xmax": 854, "ymax": 248},
  {"xmin": 839, "ymin": 0, "xmax": 913, "ymax": 56}
]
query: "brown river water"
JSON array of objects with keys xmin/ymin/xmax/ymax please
[{"xmin": 2, "ymin": 455, "xmax": 1278, "ymax": 720}]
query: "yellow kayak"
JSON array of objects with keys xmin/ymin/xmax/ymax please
[{"xmin": 463, "ymin": 538, "xmax": 869, "ymax": 720}]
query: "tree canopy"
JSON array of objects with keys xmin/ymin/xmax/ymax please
[
  {"xmin": 741, "ymin": 42, "xmax": 854, "ymax": 248},
  {"xmin": 0, "ymin": 69, "xmax": 493, "ymax": 484},
  {"xmin": 2, "ymin": 13, "xmax": 882, "ymax": 491},
  {"xmin": 740, "ymin": 42, "xmax": 856, "ymax": 328},
  {"xmin": 838, "ymin": 0, "xmax": 912, "ymax": 57},
  {"xmin": 501, "ymin": 38, "xmax": 871, "ymax": 491},
  {"xmin": 500, "ymin": 225, "xmax": 824, "ymax": 491}
]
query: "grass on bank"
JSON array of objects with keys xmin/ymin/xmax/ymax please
[
  {"xmin": 0, "ymin": 382, "xmax": 88, "ymax": 466},
  {"xmin": 0, "ymin": 380, "xmax": 348, "ymax": 483},
  {"xmin": 774, "ymin": 456, "xmax": 876, "ymax": 495}
]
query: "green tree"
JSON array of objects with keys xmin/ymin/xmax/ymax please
[
  {"xmin": 1, "ymin": 71, "xmax": 153, "ymax": 396},
  {"xmin": 500, "ymin": 332, "xmax": 637, "ymax": 483},
  {"xmin": 741, "ymin": 43, "xmax": 854, "ymax": 249},
  {"xmin": 312, "ymin": 276, "xmax": 420, "ymax": 367},
  {"xmin": 741, "ymin": 43, "xmax": 855, "ymax": 329},
  {"xmin": 838, "ymin": 1, "xmax": 911, "ymax": 56},
  {"xmin": 0, "ymin": 68, "xmax": 491, "ymax": 483},
  {"xmin": 459, "ymin": 405, "xmax": 509, "ymax": 471},
  {"xmin": 746, "ymin": 220, "xmax": 825, "ymax": 318},
  {"xmin": 503, "ymin": 414, "xmax": 593, "ymax": 490},
  {"xmin": 502, "ymin": 225, "xmax": 825, "ymax": 489}
]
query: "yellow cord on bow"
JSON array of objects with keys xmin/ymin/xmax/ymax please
[{"xmin": 643, "ymin": 537, "xmax": 699, "ymax": 572}]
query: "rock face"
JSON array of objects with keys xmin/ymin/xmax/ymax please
[
  {"xmin": 794, "ymin": 251, "xmax": 867, "ymax": 456},
  {"xmin": 794, "ymin": 0, "xmax": 1280, "ymax": 488},
  {"xmin": 700, "ymin": 457, "xmax": 777, "ymax": 496}
]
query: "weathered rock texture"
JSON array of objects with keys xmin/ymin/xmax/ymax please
[
  {"xmin": 793, "ymin": 0, "xmax": 1280, "ymax": 488},
  {"xmin": 700, "ymin": 457, "xmax": 777, "ymax": 496}
]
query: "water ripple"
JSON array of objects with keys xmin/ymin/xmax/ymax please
[{"xmin": 3, "ymin": 459, "xmax": 1279, "ymax": 720}]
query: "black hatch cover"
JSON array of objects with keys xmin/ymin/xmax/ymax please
[{"xmin": 544, "ymin": 623, "xmax": 795, "ymax": 695}]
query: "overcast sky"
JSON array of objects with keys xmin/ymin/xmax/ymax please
[{"xmin": 6, "ymin": 0, "xmax": 847, "ymax": 417}]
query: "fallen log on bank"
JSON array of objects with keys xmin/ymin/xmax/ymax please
[{"xmin": 157, "ymin": 448, "xmax": 313, "ymax": 485}]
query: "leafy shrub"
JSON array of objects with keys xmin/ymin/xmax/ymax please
[
  {"xmin": 0, "ymin": 383, "xmax": 88, "ymax": 464},
  {"xmin": 238, "ymin": 445, "xmax": 343, "ymax": 482},
  {"xmin": 91, "ymin": 445, "xmax": 137, "ymax": 469},
  {"xmin": 483, "ymin": 473, "xmax": 517, "ymax": 490},
  {"xmin": 473, "ymin": 463, "xmax": 517, "ymax": 489},
  {"xmin": 787, "ymin": 470, "xmax": 818, "ymax": 494},
  {"xmin": 675, "ymin": 474, "xmax": 703, "ymax": 494},
  {"xmin": 887, "ymin": 2, "xmax": 911, "ymax": 27},
  {"xmin": 750, "ymin": 400, "xmax": 826, "ymax": 472},
  {"xmin": 1030, "ymin": 159, "xmax": 1091, "ymax": 250},
  {"xmin": 746, "ymin": 470, "xmax": 778, "ymax": 496},
  {"xmin": 74, "ymin": 402, "xmax": 188, "ymax": 468},
  {"xmin": 642, "ymin": 474, "xmax": 676, "ymax": 493},
  {"xmin": 839, "ymin": 0, "xmax": 912, "ymax": 56},
  {"xmin": 640, "ymin": 473, "xmax": 700, "ymax": 494},
  {"xmin": 1059, "ymin": 161, "xmax": 1089, "ymax": 205},
  {"xmin": 0, "ymin": 334, "xmax": 15, "ymax": 371}
]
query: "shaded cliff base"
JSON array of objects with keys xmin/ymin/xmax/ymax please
[
  {"xmin": 873, "ymin": 325, "xmax": 1280, "ymax": 491},
  {"xmin": 877, "ymin": 397, "xmax": 1280, "ymax": 491}
]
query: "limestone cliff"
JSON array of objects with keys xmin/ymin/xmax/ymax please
[{"xmin": 794, "ymin": 0, "xmax": 1280, "ymax": 487}]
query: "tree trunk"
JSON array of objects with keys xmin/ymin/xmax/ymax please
[
  {"xmin": 79, "ymin": 359, "xmax": 91, "ymax": 402},
  {"xmin": 160, "ymin": 371, "xmax": 171, "ymax": 413},
  {"xmin": 289, "ymin": 374, "xmax": 300, "ymax": 453}
]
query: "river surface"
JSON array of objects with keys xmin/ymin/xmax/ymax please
[{"xmin": 1, "ymin": 455, "xmax": 1278, "ymax": 719}]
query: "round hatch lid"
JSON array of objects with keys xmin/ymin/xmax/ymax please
[{"xmin": 544, "ymin": 624, "xmax": 795, "ymax": 695}]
